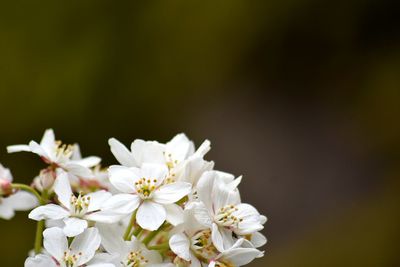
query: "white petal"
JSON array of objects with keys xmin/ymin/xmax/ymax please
[
  {"xmin": 109, "ymin": 138, "xmax": 137, "ymax": 167},
  {"xmin": 196, "ymin": 171, "xmax": 217, "ymax": 211},
  {"xmin": 54, "ymin": 172, "xmax": 73, "ymax": 210},
  {"xmin": 166, "ymin": 133, "xmax": 194, "ymax": 161},
  {"xmin": 63, "ymin": 217, "xmax": 88, "ymax": 237},
  {"xmin": 71, "ymin": 227, "xmax": 101, "ymax": 266},
  {"xmin": 7, "ymin": 191, "xmax": 38, "ymax": 210},
  {"xmin": 219, "ymin": 247, "xmax": 261, "ymax": 266},
  {"xmin": 39, "ymin": 129, "xmax": 56, "ymax": 157},
  {"xmin": 141, "ymin": 163, "xmax": 168, "ymax": 182},
  {"xmin": 86, "ymin": 190, "xmax": 112, "ymax": 212},
  {"xmin": 153, "ymin": 182, "xmax": 191, "ymax": 204},
  {"xmin": 29, "ymin": 204, "xmax": 69, "ymax": 221},
  {"xmin": 191, "ymin": 202, "xmax": 212, "ymax": 228},
  {"xmin": 96, "ymin": 223, "xmax": 126, "ymax": 254},
  {"xmin": 74, "ymin": 156, "xmax": 102, "ymax": 168},
  {"xmin": 169, "ymin": 233, "xmax": 191, "ymax": 261},
  {"xmin": 63, "ymin": 162, "xmax": 94, "ymax": 178},
  {"xmin": 136, "ymin": 201, "xmax": 166, "ymax": 231},
  {"xmin": 103, "ymin": 194, "xmax": 141, "ymax": 214},
  {"xmin": 43, "ymin": 227, "xmax": 68, "ymax": 261},
  {"xmin": 85, "ymin": 210, "xmax": 124, "ymax": 223},
  {"xmin": 24, "ymin": 254, "xmax": 57, "ymax": 267},
  {"xmin": 0, "ymin": 199, "xmax": 15, "ymax": 219},
  {"xmin": 211, "ymin": 223, "xmax": 225, "ymax": 252},
  {"xmin": 250, "ymin": 232, "xmax": 267, "ymax": 248},
  {"xmin": 29, "ymin": 141, "xmax": 49, "ymax": 159},
  {"xmin": 130, "ymin": 139, "xmax": 166, "ymax": 166},
  {"xmin": 6, "ymin": 144, "xmax": 31, "ymax": 153},
  {"xmin": 213, "ymin": 183, "xmax": 240, "ymax": 211},
  {"xmin": 193, "ymin": 139, "xmax": 211, "ymax": 158},
  {"xmin": 165, "ymin": 204, "xmax": 184, "ymax": 226},
  {"xmin": 108, "ymin": 165, "xmax": 138, "ymax": 193}
]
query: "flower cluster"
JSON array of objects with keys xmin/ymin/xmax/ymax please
[{"xmin": 1, "ymin": 129, "xmax": 267, "ymax": 267}]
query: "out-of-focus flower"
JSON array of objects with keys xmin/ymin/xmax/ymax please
[{"xmin": 7, "ymin": 129, "xmax": 100, "ymax": 178}]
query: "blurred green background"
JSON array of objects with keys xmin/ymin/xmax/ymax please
[{"xmin": 1, "ymin": 0, "xmax": 400, "ymax": 266}]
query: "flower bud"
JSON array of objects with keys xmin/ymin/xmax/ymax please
[
  {"xmin": 0, "ymin": 178, "xmax": 12, "ymax": 197},
  {"xmin": 33, "ymin": 168, "xmax": 56, "ymax": 192}
]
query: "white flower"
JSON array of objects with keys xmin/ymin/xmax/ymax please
[
  {"xmin": 208, "ymin": 239, "xmax": 262, "ymax": 267},
  {"xmin": 24, "ymin": 227, "xmax": 114, "ymax": 267},
  {"xmin": 29, "ymin": 172, "xmax": 120, "ymax": 237},
  {"xmin": 0, "ymin": 164, "xmax": 38, "ymax": 220},
  {"xmin": 98, "ymin": 224, "xmax": 171, "ymax": 267},
  {"xmin": 7, "ymin": 129, "xmax": 100, "ymax": 178},
  {"xmin": 104, "ymin": 163, "xmax": 192, "ymax": 230},
  {"xmin": 169, "ymin": 208, "xmax": 215, "ymax": 267},
  {"xmin": 108, "ymin": 134, "xmax": 210, "ymax": 171},
  {"xmin": 192, "ymin": 171, "xmax": 264, "ymax": 251}
]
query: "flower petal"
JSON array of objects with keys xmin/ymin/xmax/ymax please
[
  {"xmin": 29, "ymin": 204, "xmax": 69, "ymax": 221},
  {"xmin": 43, "ymin": 227, "xmax": 68, "ymax": 261},
  {"xmin": 136, "ymin": 201, "xmax": 166, "ymax": 231},
  {"xmin": 6, "ymin": 144, "xmax": 31, "ymax": 153},
  {"xmin": 152, "ymin": 182, "xmax": 191, "ymax": 204},
  {"xmin": 86, "ymin": 190, "xmax": 112, "ymax": 212},
  {"xmin": 62, "ymin": 162, "xmax": 94, "ymax": 178},
  {"xmin": 102, "ymin": 194, "xmax": 141, "ymax": 214},
  {"xmin": 63, "ymin": 217, "xmax": 88, "ymax": 237},
  {"xmin": 54, "ymin": 172, "xmax": 73, "ymax": 210},
  {"xmin": 108, "ymin": 165, "xmax": 138, "ymax": 193},
  {"xmin": 73, "ymin": 156, "xmax": 101, "ymax": 168},
  {"xmin": 165, "ymin": 204, "xmax": 184, "ymax": 226},
  {"xmin": 108, "ymin": 138, "xmax": 137, "ymax": 167},
  {"xmin": 7, "ymin": 191, "xmax": 38, "ymax": 210},
  {"xmin": 169, "ymin": 233, "xmax": 191, "ymax": 261},
  {"xmin": 130, "ymin": 139, "xmax": 165, "ymax": 166},
  {"xmin": 71, "ymin": 227, "xmax": 101, "ymax": 266},
  {"xmin": 24, "ymin": 254, "xmax": 57, "ymax": 267},
  {"xmin": 141, "ymin": 163, "xmax": 168, "ymax": 182}
]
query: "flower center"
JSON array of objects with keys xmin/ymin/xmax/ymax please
[
  {"xmin": 63, "ymin": 250, "xmax": 82, "ymax": 267},
  {"xmin": 135, "ymin": 178, "xmax": 157, "ymax": 199},
  {"xmin": 214, "ymin": 205, "xmax": 241, "ymax": 228},
  {"xmin": 191, "ymin": 230, "xmax": 217, "ymax": 259},
  {"xmin": 54, "ymin": 141, "xmax": 74, "ymax": 161},
  {"xmin": 70, "ymin": 193, "xmax": 90, "ymax": 216},
  {"xmin": 124, "ymin": 250, "xmax": 148, "ymax": 267}
]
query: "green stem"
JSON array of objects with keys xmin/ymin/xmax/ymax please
[
  {"xmin": 12, "ymin": 184, "xmax": 46, "ymax": 255},
  {"xmin": 148, "ymin": 242, "xmax": 169, "ymax": 251},
  {"xmin": 142, "ymin": 223, "xmax": 168, "ymax": 246},
  {"xmin": 124, "ymin": 211, "xmax": 137, "ymax": 241},
  {"xmin": 34, "ymin": 220, "xmax": 45, "ymax": 254},
  {"xmin": 130, "ymin": 227, "xmax": 143, "ymax": 239},
  {"xmin": 11, "ymin": 184, "xmax": 44, "ymax": 204}
]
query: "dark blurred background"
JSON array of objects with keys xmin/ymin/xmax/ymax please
[{"xmin": 1, "ymin": 1, "xmax": 400, "ymax": 266}]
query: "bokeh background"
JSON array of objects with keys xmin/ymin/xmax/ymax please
[{"xmin": 1, "ymin": 1, "xmax": 400, "ymax": 266}]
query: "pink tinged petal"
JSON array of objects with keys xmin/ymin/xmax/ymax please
[
  {"xmin": 62, "ymin": 162, "xmax": 94, "ymax": 178},
  {"xmin": 24, "ymin": 254, "xmax": 57, "ymax": 267},
  {"xmin": 218, "ymin": 247, "xmax": 261, "ymax": 266},
  {"xmin": 136, "ymin": 201, "xmax": 166, "ymax": 231},
  {"xmin": 0, "ymin": 199, "xmax": 15, "ymax": 219},
  {"xmin": 8, "ymin": 191, "xmax": 38, "ymax": 210},
  {"xmin": 191, "ymin": 202, "xmax": 213, "ymax": 228},
  {"xmin": 43, "ymin": 227, "xmax": 68, "ymax": 261},
  {"xmin": 54, "ymin": 172, "xmax": 73, "ymax": 210},
  {"xmin": 165, "ymin": 204, "xmax": 184, "ymax": 226},
  {"xmin": 152, "ymin": 182, "xmax": 191, "ymax": 204},
  {"xmin": 169, "ymin": 233, "xmax": 191, "ymax": 261},
  {"xmin": 63, "ymin": 217, "xmax": 88, "ymax": 237},
  {"xmin": 6, "ymin": 144, "xmax": 31, "ymax": 153},
  {"xmin": 29, "ymin": 204, "xmax": 70, "ymax": 221},
  {"xmin": 71, "ymin": 227, "xmax": 101, "ymax": 266},
  {"xmin": 141, "ymin": 163, "xmax": 168, "ymax": 182},
  {"xmin": 108, "ymin": 138, "xmax": 137, "ymax": 167},
  {"xmin": 86, "ymin": 190, "xmax": 112, "ymax": 212},
  {"xmin": 108, "ymin": 166, "xmax": 138, "ymax": 193},
  {"xmin": 103, "ymin": 194, "xmax": 141, "ymax": 214},
  {"xmin": 73, "ymin": 156, "xmax": 102, "ymax": 168}
]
